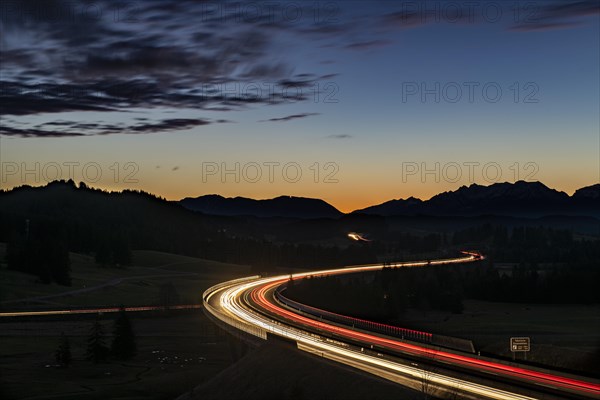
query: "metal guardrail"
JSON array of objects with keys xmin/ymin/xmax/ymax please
[
  {"xmin": 202, "ymin": 278, "xmax": 268, "ymax": 341},
  {"xmin": 275, "ymin": 286, "xmax": 476, "ymax": 353},
  {"xmin": 275, "ymin": 286, "xmax": 433, "ymax": 343}
]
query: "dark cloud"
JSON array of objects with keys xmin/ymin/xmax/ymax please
[
  {"xmin": 127, "ymin": 119, "xmax": 210, "ymax": 134},
  {"xmin": 509, "ymin": 21, "xmax": 583, "ymax": 32},
  {"xmin": 0, "ymin": 126, "xmax": 86, "ymax": 138},
  {"xmin": 383, "ymin": 10, "xmax": 430, "ymax": 28},
  {"xmin": 1, "ymin": 118, "xmax": 211, "ymax": 138},
  {"xmin": 382, "ymin": 5, "xmax": 478, "ymax": 28},
  {"xmin": 4, "ymin": 1, "xmax": 591, "ymax": 139},
  {"xmin": 259, "ymin": 113, "xmax": 320, "ymax": 123},
  {"xmin": 510, "ymin": 0, "xmax": 599, "ymax": 31},
  {"xmin": 0, "ymin": 0, "xmax": 346, "ymax": 137},
  {"xmin": 540, "ymin": 0, "xmax": 600, "ymax": 18},
  {"xmin": 327, "ymin": 134, "xmax": 352, "ymax": 139},
  {"xmin": 82, "ymin": 47, "xmax": 198, "ymax": 74},
  {"xmin": 319, "ymin": 73, "xmax": 339, "ymax": 80},
  {"xmin": 0, "ymin": 77, "xmax": 323, "ymax": 118},
  {"xmin": 278, "ymin": 77, "xmax": 320, "ymax": 89},
  {"xmin": 345, "ymin": 40, "xmax": 391, "ymax": 51},
  {"xmin": 382, "ymin": 0, "xmax": 599, "ymax": 32},
  {"xmin": 240, "ymin": 62, "xmax": 291, "ymax": 79},
  {"xmin": 0, "ymin": 81, "xmax": 117, "ymax": 116}
]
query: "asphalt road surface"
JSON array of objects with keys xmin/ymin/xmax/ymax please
[{"xmin": 203, "ymin": 253, "xmax": 600, "ymax": 400}]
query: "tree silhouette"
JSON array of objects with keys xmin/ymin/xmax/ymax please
[
  {"xmin": 5, "ymin": 219, "xmax": 71, "ymax": 286},
  {"xmin": 86, "ymin": 319, "xmax": 109, "ymax": 363},
  {"xmin": 55, "ymin": 332, "xmax": 72, "ymax": 368},
  {"xmin": 111, "ymin": 308, "xmax": 137, "ymax": 360}
]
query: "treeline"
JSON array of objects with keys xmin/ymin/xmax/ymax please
[
  {"xmin": 0, "ymin": 180, "xmax": 203, "ymax": 261},
  {"xmin": 287, "ymin": 256, "xmax": 600, "ymax": 328},
  {"xmin": 6, "ymin": 219, "xmax": 71, "ymax": 285},
  {"xmin": 286, "ymin": 263, "xmax": 467, "ymax": 325},
  {"xmin": 452, "ymin": 224, "xmax": 577, "ymax": 263},
  {"xmin": 453, "ymin": 224, "xmax": 600, "ymax": 303},
  {"xmin": 463, "ymin": 261, "xmax": 600, "ymax": 304},
  {"xmin": 5, "ymin": 217, "xmax": 133, "ymax": 286},
  {"xmin": 286, "ymin": 226, "xmax": 600, "ymax": 324}
]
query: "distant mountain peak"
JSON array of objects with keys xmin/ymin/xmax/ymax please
[
  {"xmin": 352, "ymin": 181, "xmax": 597, "ymax": 218},
  {"xmin": 180, "ymin": 194, "xmax": 342, "ymax": 219},
  {"xmin": 573, "ymin": 183, "xmax": 600, "ymax": 199}
]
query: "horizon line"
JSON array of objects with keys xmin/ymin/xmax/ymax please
[{"xmin": 2, "ymin": 179, "xmax": 598, "ymax": 214}]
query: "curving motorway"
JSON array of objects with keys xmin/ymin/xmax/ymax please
[{"xmin": 203, "ymin": 253, "xmax": 600, "ymax": 400}]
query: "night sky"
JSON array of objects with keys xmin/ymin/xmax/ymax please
[{"xmin": 1, "ymin": 0, "xmax": 598, "ymax": 212}]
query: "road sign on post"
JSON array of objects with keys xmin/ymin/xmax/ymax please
[
  {"xmin": 510, "ymin": 337, "xmax": 530, "ymax": 352},
  {"xmin": 510, "ymin": 337, "xmax": 530, "ymax": 360}
]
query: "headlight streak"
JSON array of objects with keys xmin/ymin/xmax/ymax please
[
  {"xmin": 214, "ymin": 275, "xmax": 537, "ymax": 400},
  {"xmin": 0, "ymin": 304, "xmax": 202, "ymax": 318},
  {"xmin": 348, "ymin": 232, "xmax": 371, "ymax": 242},
  {"xmin": 251, "ymin": 281, "xmax": 600, "ymax": 396},
  {"xmin": 204, "ymin": 254, "xmax": 600, "ymax": 399}
]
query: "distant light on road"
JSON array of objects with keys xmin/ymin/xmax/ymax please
[{"xmin": 348, "ymin": 232, "xmax": 370, "ymax": 242}]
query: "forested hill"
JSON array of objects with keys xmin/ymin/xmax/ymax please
[
  {"xmin": 0, "ymin": 180, "xmax": 218, "ymax": 257},
  {"xmin": 0, "ymin": 181, "xmax": 377, "ymax": 286}
]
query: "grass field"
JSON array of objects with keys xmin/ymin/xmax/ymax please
[
  {"xmin": 0, "ymin": 312, "xmax": 236, "ymax": 400},
  {"xmin": 0, "ymin": 245, "xmax": 250, "ymax": 307},
  {"xmin": 185, "ymin": 342, "xmax": 422, "ymax": 400},
  {"xmin": 0, "ymin": 245, "xmax": 256, "ymax": 399}
]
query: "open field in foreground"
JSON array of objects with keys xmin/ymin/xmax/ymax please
[
  {"xmin": 182, "ymin": 342, "xmax": 421, "ymax": 400},
  {"xmin": 0, "ymin": 312, "xmax": 235, "ymax": 400}
]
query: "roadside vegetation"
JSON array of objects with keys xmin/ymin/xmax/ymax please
[{"xmin": 285, "ymin": 225, "xmax": 600, "ymax": 375}]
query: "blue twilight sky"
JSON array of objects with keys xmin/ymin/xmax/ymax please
[{"xmin": 0, "ymin": 0, "xmax": 598, "ymax": 212}]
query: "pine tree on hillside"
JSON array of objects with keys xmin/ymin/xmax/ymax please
[
  {"xmin": 55, "ymin": 332, "xmax": 72, "ymax": 367},
  {"xmin": 86, "ymin": 319, "xmax": 109, "ymax": 363},
  {"xmin": 111, "ymin": 308, "xmax": 136, "ymax": 360}
]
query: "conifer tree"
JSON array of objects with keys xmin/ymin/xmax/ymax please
[
  {"xmin": 55, "ymin": 332, "xmax": 72, "ymax": 367},
  {"xmin": 86, "ymin": 319, "xmax": 109, "ymax": 363},
  {"xmin": 111, "ymin": 309, "xmax": 136, "ymax": 360}
]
